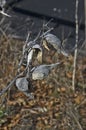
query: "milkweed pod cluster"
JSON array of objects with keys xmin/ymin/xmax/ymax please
[{"xmin": 15, "ymin": 28, "xmax": 70, "ymax": 97}]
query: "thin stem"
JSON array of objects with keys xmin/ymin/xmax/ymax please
[
  {"xmin": 71, "ymin": 111, "xmax": 83, "ymax": 130},
  {"xmin": 0, "ymin": 72, "xmax": 24, "ymax": 96},
  {"xmin": 84, "ymin": 0, "xmax": 86, "ymax": 48},
  {"xmin": 72, "ymin": 0, "xmax": 79, "ymax": 91}
]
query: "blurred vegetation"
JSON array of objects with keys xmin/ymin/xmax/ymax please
[{"xmin": 0, "ymin": 35, "xmax": 86, "ymax": 130}]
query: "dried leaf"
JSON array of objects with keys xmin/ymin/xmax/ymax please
[
  {"xmin": 60, "ymin": 87, "xmax": 66, "ymax": 92},
  {"xmin": 66, "ymin": 72, "xmax": 72, "ymax": 78},
  {"xmin": 74, "ymin": 95, "xmax": 84, "ymax": 104},
  {"xmin": 8, "ymin": 114, "xmax": 20, "ymax": 128}
]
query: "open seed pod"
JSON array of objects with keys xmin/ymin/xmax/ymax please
[
  {"xmin": 43, "ymin": 33, "xmax": 61, "ymax": 51},
  {"xmin": 43, "ymin": 33, "xmax": 70, "ymax": 57},
  {"xmin": 22, "ymin": 43, "xmax": 43, "ymax": 66},
  {"xmin": 32, "ymin": 44, "xmax": 43, "ymax": 63},
  {"xmin": 42, "ymin": 40, "xmax": 50, "ymax": 51},
  {"xmin": 27, "ymin": 49, "xmax": 34, "ymax": 65}
]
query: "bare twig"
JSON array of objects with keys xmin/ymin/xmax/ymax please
[
  {"xmin": 34, "ymin": 29, "xmax": 42, "ymax": 42},
  {"xmin": 18, "ymin": 32, "xmax": 30, "ymax": 72},
  {"xmin": 0, "ymin": 16, "xmax": 5, "ymax": 25},
  {"xmin": 35, "ymin": 19, "xmax": 54, "ymax": 41},
  {"xmin": 75, "ymin": 98, "xmax": 86, "ymax": 109},
  {"xmin": 0, "ymin": 27, "xmax": 7, "ymax": 38},
  {"xmin": 0, "ymin": 71, "xmax": 24, "ymax": 96},
  {"xmin": 40, "ymin": 27, "xmax": 54, "ymax": 38},
  {"xmin": 72, "ymin": 0, "xmax": 79, "ymax": 91},
  {"xmin": 84, "ymin": 0, "xmax": 86, "ymax": 48},
  {"xmin": 0, "ymin": 32, "xmax": 31, "ymax": 96},
  {"xmin": 66, "ymin": 101, "xmax": 83, "ymax": 130},
  {"xmin": 70, "ymin": 110, "xmax": 83, "ymax": 130},
  {"xmin": 0, "ymin": 10, "xmax": 11, "ymax": 17}
]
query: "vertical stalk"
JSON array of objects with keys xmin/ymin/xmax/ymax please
[
  {"xmin": 85, "ymin": 0, "xmax": 86, "ymax": 47},
  {"xmin": 72, "ymin": 0, "xmax": 79, "ymax": 91}
]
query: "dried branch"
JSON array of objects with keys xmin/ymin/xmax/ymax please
[
  {"xmin": 66, "ymin": 101, "xmax": 83, "ymax": 130},
  {"xmin": 84, "ymin": 0, "xmax": 86, "ymax": 48},
  {"xmin": 17, "ymin": 32, "xmax": 30, "ymax": 72},
  {"xmin": 72, "ymin": 0, "xmax": 79, "ymax": 91},
  {"xmin": 70, "ymin": 110, "xmax": 83, "ymax": 130},
  {"xmin": 75, "ymin": 98, "xmax": 86, "ymax": 109},
  {"xmin": 0, "ymin": 71, "xmax": 24, "ymax": 96}
]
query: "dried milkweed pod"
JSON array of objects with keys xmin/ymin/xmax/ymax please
[
  {"xmin": 16, "ymin": 77, "xmax": 29, "ymax": 92},
  {"xmin": 43, "ymin": 33, "xmax": 70, "ymax": 57},
  {"xmin": 23, "ymin": 43, "xmax": 43, "ymax": 66},
  {"xmin": 32, "ymin": 44, "xmax": 43, "ymax": 63},
  {"xmin": 16, "ymin": 77, "xmax": 34, "ymax": 98},
  {"xmin": 31, "ymin": 62, "xmax": 61, "ymax": 80},
  {"xmin": 43, "ymin": 33, "xmax": 61, "ymax": 52}
]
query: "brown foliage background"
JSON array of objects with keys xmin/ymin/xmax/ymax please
[{"xmin": 0, "ymin": 35, "xmax": 86, "ymax": 130}]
